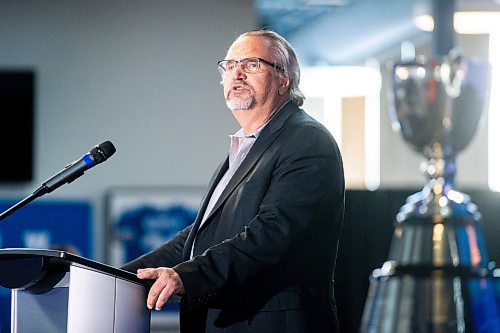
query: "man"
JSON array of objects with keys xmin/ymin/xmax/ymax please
[{"xmin": 122, "ymin": 30, "xmax": 345, "ymax": 333}]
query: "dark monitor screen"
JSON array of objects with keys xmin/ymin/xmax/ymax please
[{"xmin": 0, "ymin": 70, "xmax": 34, "ymax": 182}]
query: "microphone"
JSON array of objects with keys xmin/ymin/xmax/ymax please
[
  {"xmin": 33, "ymin": 140, "xmax": 116, "ymax": 197},
  {"xmin": 0, "ymin": 140, "xmax": 116, "ymax": 222}
]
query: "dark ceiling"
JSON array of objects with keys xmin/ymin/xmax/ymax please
[
  {"xmin": 254, "ymin": 0, "xmax": 351, "ymax": 36},
  {"xmin": 253, "ymin": 0, "xmax": 500, "ymax": 65},
  {"xmin": 254, "ymin": 0, "xmax": 423, "ymax": 65}
]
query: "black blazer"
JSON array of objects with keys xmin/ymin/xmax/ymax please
[{"xmin": 123, "ymin": 102, "xmax": 345, "ymax": 333}]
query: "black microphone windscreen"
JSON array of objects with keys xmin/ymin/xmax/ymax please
[{"xmin": 91, "ymin": 141, "xmax": 116, "ymax": 164}]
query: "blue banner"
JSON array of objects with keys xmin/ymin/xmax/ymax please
[{"xmin": 0, "ymin": 199, "xmax": 92, "ymax": 331}]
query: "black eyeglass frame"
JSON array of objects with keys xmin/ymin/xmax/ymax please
[{"xmin": 217, "ymin": 57, "xmax": 284, "ymax": 74}]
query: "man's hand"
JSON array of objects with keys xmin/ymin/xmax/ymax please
[{"xmin": 137, "ymin": 267, "xmax": 185, "ymax": 311}]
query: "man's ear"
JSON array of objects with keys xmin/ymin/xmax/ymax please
[{"xmin": 278, "ymin": 74, "xmax": 290, "ymax": 95}]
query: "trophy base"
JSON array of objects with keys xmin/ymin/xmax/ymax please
[
  {"xmin": 389, "ymin": 213, "xmax": 489, "ymax": 268},
  {"xmin": 360, "ymin": 264, "xmax": 500, "ymax": 333}
]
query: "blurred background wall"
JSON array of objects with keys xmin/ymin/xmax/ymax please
[
  {"xmin": 0, "ymin": 0, "xmax": 498, "ymax": 332},
  {"xmin": 0, "ymin": 0, "xmax": 493, "ymax": 257},
  {"xmin": 0, "ymin": 0, "xmax": 257, "ymax": 258}
]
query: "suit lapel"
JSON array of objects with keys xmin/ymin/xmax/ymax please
[
  {"xmin": 198, "ymin": 102, "xmax": 299, "ymax": 230},
  {"xmin": 182, "ymin": 158, "xmax": 229, "ymax": 259}
]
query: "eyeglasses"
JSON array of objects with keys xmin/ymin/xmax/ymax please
[{"xmin": 218, "ymin": 57, "xmax": 283, "ymax": 75}]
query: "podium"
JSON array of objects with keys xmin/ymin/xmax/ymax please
[{"xmin": 0, "ymin": 248, "xmax": 151, "ymax": 333}]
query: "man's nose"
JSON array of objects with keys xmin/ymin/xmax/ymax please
[{"xmin": 231, "ymin": 64, "xmax": 247, "ymax": 80}]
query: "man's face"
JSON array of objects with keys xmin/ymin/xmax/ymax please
[{"xmin": 222, "ymin": 36, "xmax": 283, "ymax": 111}]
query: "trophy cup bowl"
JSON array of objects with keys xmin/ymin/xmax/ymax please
[
  {"xmin": 387, "ymin": 52, "xmax": 491, "ymax": 268},
  {"xmin": 391, "ymin": 51, "xmax": 489, "ymax": 160},
  {"xmin": 359, "ymin": 52, "xmax": 498, "ymax": 333}
]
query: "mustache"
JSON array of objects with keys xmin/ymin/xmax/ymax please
[
  {"xmin": 230, "ymin": 80, "xmax": 252, "ymax": 89},
  {"xmin": 224, "ymin": 80, "xmax": 253, "ymax": 99}
]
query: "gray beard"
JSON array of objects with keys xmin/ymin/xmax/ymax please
[{"xmin": 226, "ymin": 97, "xmax": 254, "ymax": 110}]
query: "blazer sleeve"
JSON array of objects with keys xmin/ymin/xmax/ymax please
[
  {"xmin": 173, "ymin": 123, "xmax": 344, "ymax": 309},
  {"xmin": 120, "ymin": 224, "xmax": 192, "ymax": 273}
]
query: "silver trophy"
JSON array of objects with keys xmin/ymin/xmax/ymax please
[{"xmin": 360, "ymin": 50, "xmax": 499, "ymax": 332}]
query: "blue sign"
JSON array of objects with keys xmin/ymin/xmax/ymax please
[
  {"xmin": 106, "ymin": 187, "xmax": 203, "ymax": 324},
  {"xmin": 0, "ymin": 199, "xmax": 92, "ymax": 331}
]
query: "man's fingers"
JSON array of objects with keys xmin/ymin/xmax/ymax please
[
  {"xmin": 146, "ymin": 278, "xmax": 162, "ymax": 309},
  {"xmin": 137, "ymin": 267, "xmax": 185, "ymax": 310},
  {"xmin": 137, "ymin": 268, "xmax": 158, "ymax": 279},
  {"xmin": 154, "ymin": 284, "xmax": 174, "ymax": 311},
  {"xmin": 147, "ymin": 278, "xmax": 173, "ymax": 310}
]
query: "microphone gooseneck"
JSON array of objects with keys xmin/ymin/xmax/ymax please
[{"xmin": 0, "ymin": 140, "xmax": 116, "ymax": 222}]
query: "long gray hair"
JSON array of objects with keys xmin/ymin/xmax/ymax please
[{"xmin": 236, "ymin": 30, "xmax": 305, "ymax": 106}]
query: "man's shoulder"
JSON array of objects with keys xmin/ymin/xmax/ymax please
[
  {"xmin": 265, "ymin": 102, "xmax": 339, "ymax": 150},
  {"xmin": 286, "ymin": 109, "xmax": 335, "ymax": 140}
]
